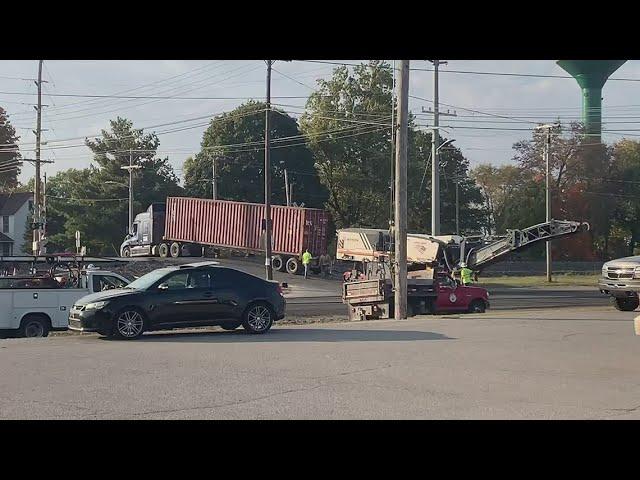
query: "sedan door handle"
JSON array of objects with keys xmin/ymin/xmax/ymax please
[{"xmin": 203, "ymin": 291, "xmax": 214, "ymax": 297}]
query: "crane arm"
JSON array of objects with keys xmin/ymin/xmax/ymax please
[{"xmin": 464, "ymin": 219, "xmax": 589, "ymax": 271}]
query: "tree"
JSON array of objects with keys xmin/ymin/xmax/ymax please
[
  {"xmin": 302, "ymin": 60, "xmax": 485, "ymax": 233},
  {"xmin": 0, "ymin": 107, "xmax": 22, "ymax": 191},
  {"xmin": 609, "ymin": 139, "xmax": 640, "ymax": 256},
  {"xmin": 301, "ymin": 61, "xmax": 394, "ymax": 229},
  {"xmin": 511, "ymin": 122, "xmax": 613, "ymax": 259},
  {"xmin": 85, "ymin": 117, "xmax": 183, "ymax": 210},
  {"xmin": 472, "ymin": 164, "xmax": 526, "ymax": 234},
  {"xmin": 41, "ymin": 118, "xmax": 183, "ymax": 255},
  {"xmin": 408, "ymin": 130, "xmax": 485, "ymax": 234},
  {"xmin": 184, "ymin": 102, "xmax": 326, "ymax": 208}
]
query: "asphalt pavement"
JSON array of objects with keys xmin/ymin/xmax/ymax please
[{"xmin": 1, "ymin": 305, "xmax": 638, "ymax": 419}]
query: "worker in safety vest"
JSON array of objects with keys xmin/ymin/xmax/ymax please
[
  {"xmin": 302, "ymin": 249, "xmax": 313, "ymax": 279},
  {"xmin": 460, "ymin": 262, "xmax": 474, "ymax": 286}
]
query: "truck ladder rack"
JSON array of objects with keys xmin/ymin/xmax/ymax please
[{"xmin": 465, "ymin": 219, "xmax": 589, "ymax": 271}]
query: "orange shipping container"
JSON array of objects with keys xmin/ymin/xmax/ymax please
[{"xmin": 164, "ymin": 197, "xmax": 329, "ymax": 257}]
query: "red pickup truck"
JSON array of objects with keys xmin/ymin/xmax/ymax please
[
  {"xmin": 343, "ymin": 274, "xmax": 490, "ymax": 321},
  {"xmin": 430, "ymin": 275, "xmax": 490, "ymax": 314}
]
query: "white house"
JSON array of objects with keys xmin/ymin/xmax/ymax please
[{"xmin": 0, "ymin": 192, "xmax": 33, "ymax": 256}]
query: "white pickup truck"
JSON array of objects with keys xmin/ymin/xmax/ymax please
[{"xmin": 0, "ymin": 269, "xmax": 130, "ymax": 338}]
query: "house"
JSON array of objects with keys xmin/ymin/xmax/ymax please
[{"xmin": 0, "ymin": 192, "xmax": 33, "ymax": 256}]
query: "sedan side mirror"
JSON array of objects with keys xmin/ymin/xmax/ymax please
[{"xmin": 158, "ymin": 283, "xmax": 169, "ymax": 291}]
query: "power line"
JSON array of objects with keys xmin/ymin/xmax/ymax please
[
  {"xmin": 297, "ymin": 60, "xmax": 640, "ymax": 83},
  {"xmin": 0, "ymin": 91, "xmax": 319, "ymax": 101}
]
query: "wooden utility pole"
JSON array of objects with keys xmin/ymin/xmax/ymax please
[
  {"xmin": 32, "ymin": 60, "xmax": 43, "ymax": 255},
  {"xmin": 394, "ymin": 60, "xmax": 410, "ymax": 320},
  {"xmin": 264, "ymin": 60, "xmax": 274, "ymax": 280},
  {"xmin": 284, "ymin": 168, "xmax": 290, "ymax": 207},
  {"xmin": 455, "ymin": 180, "xmax": 460, "ymax": 235},
  {"xmin": 120, "ymin": 149, "xmax": 141, "ymax": 235},
  {"xmin": 212, "ymin": 154, "xmax": 217, "ymax": 200},
  {"xmin": 535, "ymin": 123, "xmax": 560, "ymax": 283}
]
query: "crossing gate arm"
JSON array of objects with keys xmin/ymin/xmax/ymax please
[{"xmin": 465, "ymin": 220, "xmax": 589, "ymax": 271}]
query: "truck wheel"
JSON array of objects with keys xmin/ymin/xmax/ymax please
[
  {"xmin": 158, "ymin": 243, "xmax": 169, "ymax": 258},
  {"xmin": 612, "ymin": 296, "xmax": 639, "ymax": 312},
  {"xmin": 122, "ymin": 247, "xmax": 131, "ymax": 258},
  {"xmin": 170, "ymin": 242, "xmax": 181, "ymax": 258},
  {"xmin": 272, "ymin": 255, "xmax": 284, "ymax": 272},
  {"xmin": 286, "ymin": 257, "xmax": 300, "ymax": 275},
  {"xmin": 19, "ymin": 314, "xmax": 50, "ymax": 338},
  {"xmin": 468, "ymin": 300, "xmax": 486, "ymax": 314}
]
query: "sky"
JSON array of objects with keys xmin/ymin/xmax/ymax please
[{"xmin": 2, "ymin": 59, "xmax": 640, "ymax": 186}]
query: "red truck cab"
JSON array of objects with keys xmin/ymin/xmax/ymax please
[{"xmin": 433, "ymin": 275, "xmax": 490, "ymax": 313}]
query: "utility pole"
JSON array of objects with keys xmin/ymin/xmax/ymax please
[
  {"xmin": 389, "ymin": 59, "xmax": 396, "ymax": 233},
  {"xmin": 455, "ymin": 180, "xmax": 459, "ymax": 235},
  {"xmin": 394, "ymin": 60, "xmax": 410, "ymax": 321},
  {"xmin": 426, "ymin": 60, "xmax": 456, "ymax": 236},
  {"xmin": 42, "ymin": 172, "xmax": 47, "ymax": 249},
  {"xmin": 264, "ymin": 60, "xmax": 274, "ymax": 280},
  {"xmin": 212, "ymin": 154, "xmax": 217, "ymax": 200},
  {"xmin": 535, "ymin": 123, "xmax": 560, "ymax": 283},
  {"xmin": 284, "ymin": 168, "xmax": 290, "ymax": 206},
  {"xmin": 32, "ymin": 60, "xmax": 43, "ymax": 255},
  {"xmin": 121, "ymin": 149, "xmax": 142, "ymax": 235}
]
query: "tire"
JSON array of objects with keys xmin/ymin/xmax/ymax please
[
  {"xmin": 272, "ymin": 255, "xmax": 285, "ymax": 272},
  {"xmin": 122, "ymin": 246, "xmax": 131, "ymax": 258},
  {"xmin": 242, "ymin": 302, "xmax": 274, "ymax": 334},
  {"xmin": 612, "ymin": 296, "xmax": 639, "ymax": 312},
  {"xmin": 158, "ymin": 243, "xmax": 169, "ymax": 258},
  {"xmin": 170, "ymin": 242, "xmax": 181, "ymax": 258},
  {"xmin": 468, "ymin": 299, "xmax": 486, "ymax": 314},
  {"xmin": 19, "ymin": 314, "xmax": 50, "ymax": 338},
  {"xmin": 220, "ymin": 321, "xmax": 242, "ymax": 331},
  {"xmin": 112, "ymin": 308, "xmax": 146, "ymax": 340},
  {"xmin": 286, "ymin": 257, "xmax": 300, "ymax": 275}
]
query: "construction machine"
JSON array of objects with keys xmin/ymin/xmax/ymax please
[{"xmin": 337, "ymin": 219, "xmax": 589, "ymax": 320}]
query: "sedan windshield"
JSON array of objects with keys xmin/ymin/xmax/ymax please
[{"xmin": 126, "ymin": 268, "xmax": 174, "ymax": 290}]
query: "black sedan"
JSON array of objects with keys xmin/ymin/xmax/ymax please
[{"xmin": 68, "ymin": 262, "xmax": 286, "ymax": 340}]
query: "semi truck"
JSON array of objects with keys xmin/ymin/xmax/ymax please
[{"xmin": 119, "ymin": 197, "xmax": 330, "ymax": 275}]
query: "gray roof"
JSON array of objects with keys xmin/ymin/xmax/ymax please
[{"xmin": 0, "ymin": 192, "xmax": 32, "ymax": 215}]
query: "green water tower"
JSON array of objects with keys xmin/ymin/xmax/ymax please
[{"xmin": 556, "ymin": 60, "xmax": 626, "ymax": 142}]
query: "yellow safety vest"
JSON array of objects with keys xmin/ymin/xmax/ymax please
[{"xmin": 461, "ymin": 267, "xmax": 473, "ymax": 284}]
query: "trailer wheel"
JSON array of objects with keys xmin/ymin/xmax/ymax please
[
  {"xmin": 612, "ymin": 296, "xmax": 639, "ymax": 312},
  {"xmin": 158, "ymin": 243, "xmax": 169, "ymax": 258},
  {"xmin": 286, "ymin": 257, "xmax": 300, "ymax": 275},
  {"xmin": 121, "ymin": 246, "xmax": 131, "ymax": 258},
  {"xmin": 170, "ymin": 242, "xmax": 181, "ymax": 258},
  {"xmin": 272, "ymin": 255, "xmax": 285, "ymax": 272}
]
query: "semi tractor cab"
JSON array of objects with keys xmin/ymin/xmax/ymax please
[{"xmin": 119, "ymin": 203, "xmax": 192, "ymax": 258}]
